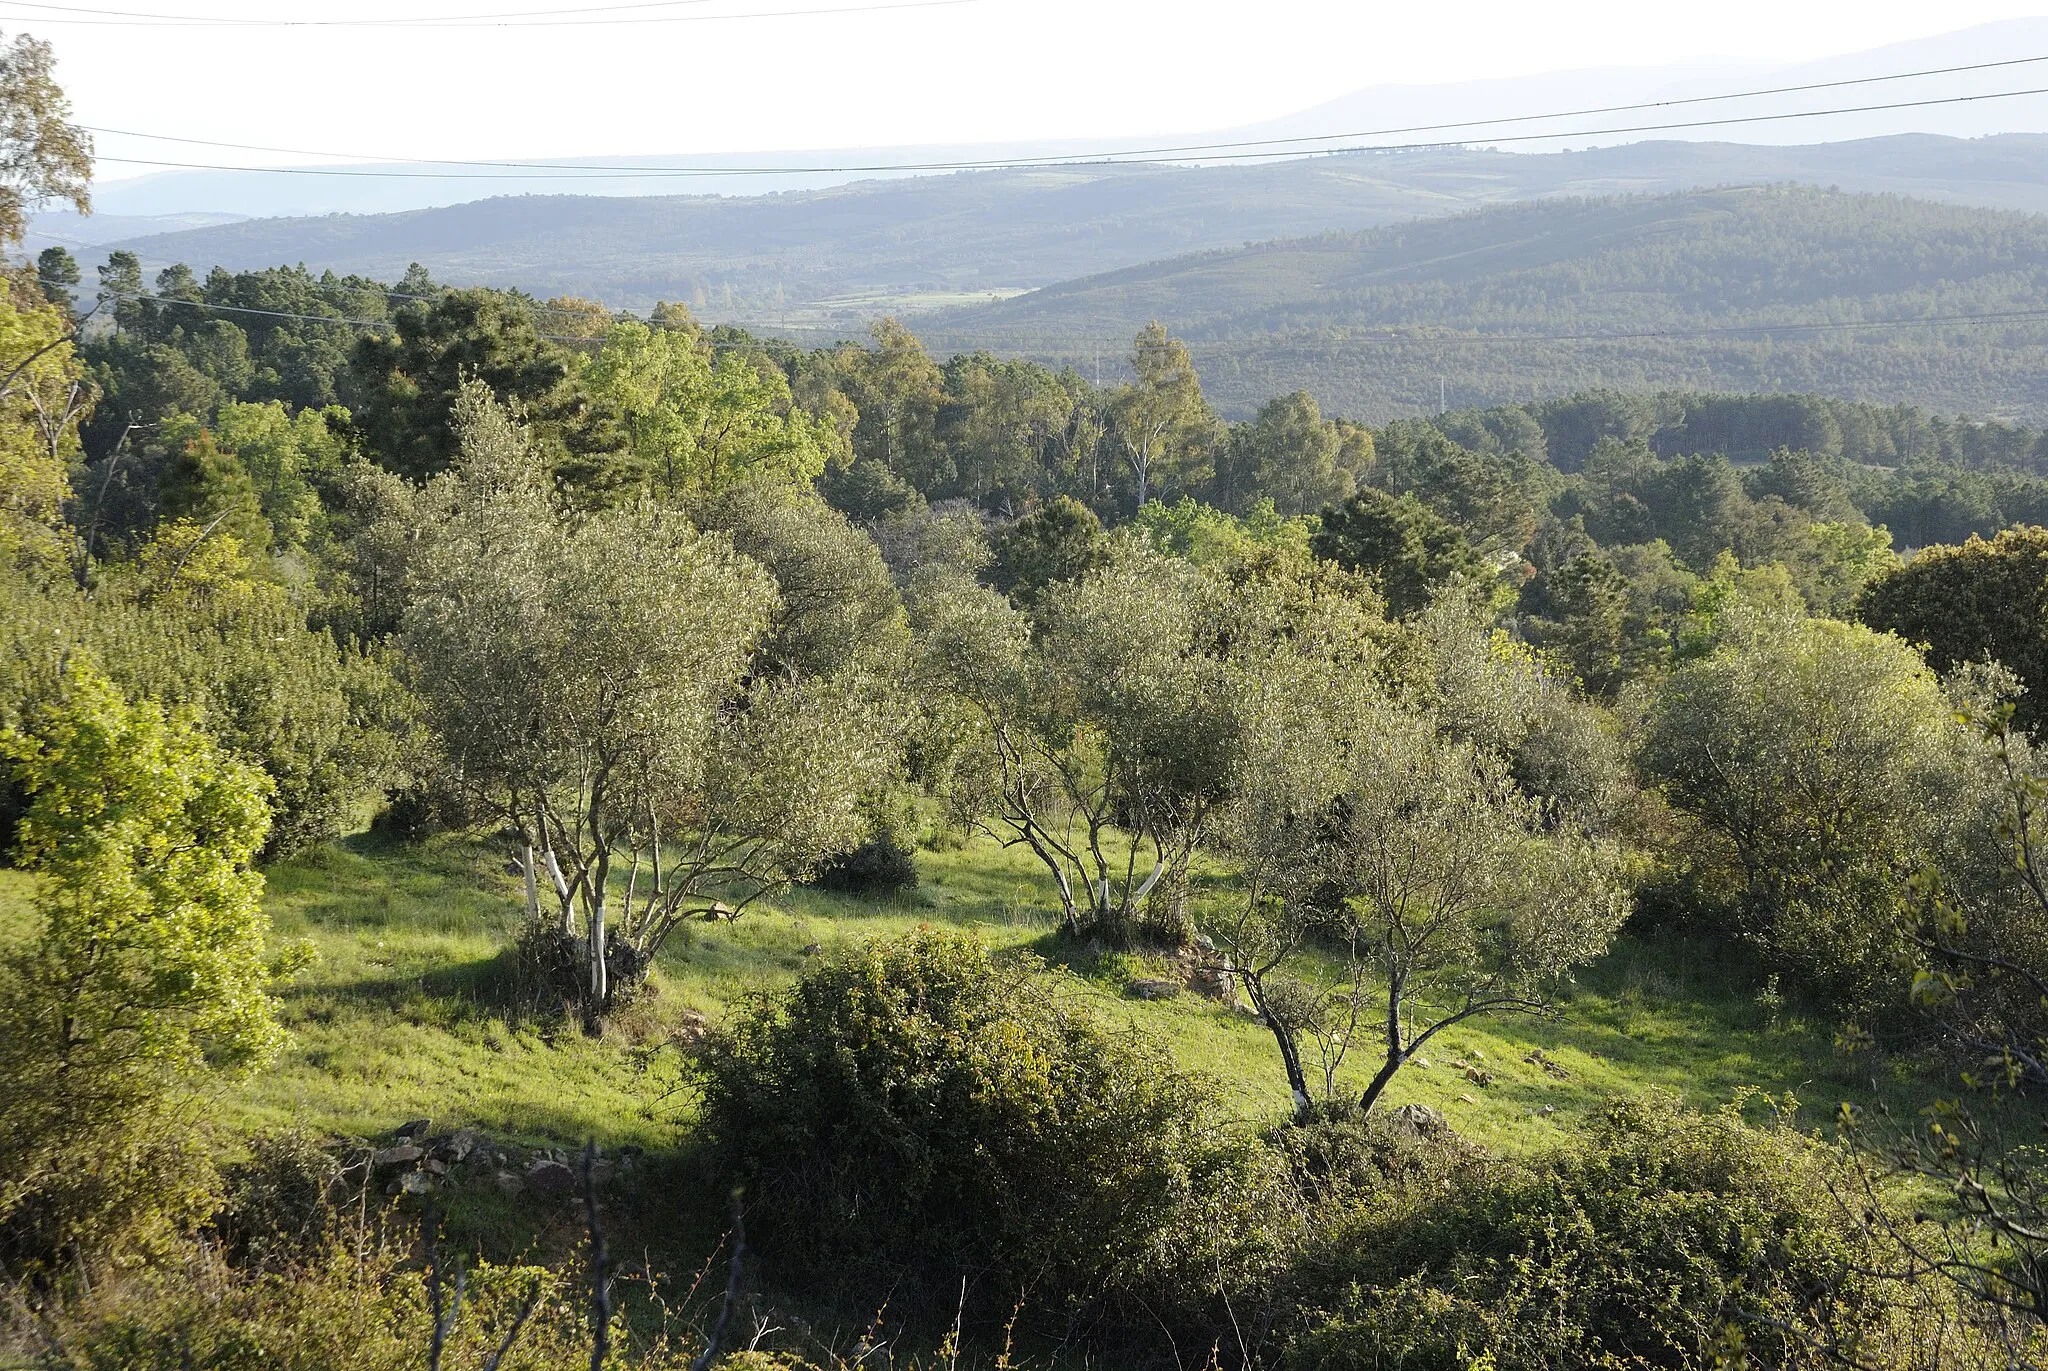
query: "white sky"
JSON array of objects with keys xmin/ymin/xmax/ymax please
[{"xmin": 22, "ymin": 0, "xmax": 2048, "ymax": 168}]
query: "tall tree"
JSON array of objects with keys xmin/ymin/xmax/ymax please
[
  {"xmin": 1109, "ymin": 323, "xmax": 1215, "ymax": 510},
  {"xmin": 0, "ymin": 33, "xmax": 90, "ymax": 247}
]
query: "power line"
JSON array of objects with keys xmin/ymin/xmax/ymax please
[
  {"xmin": 86, "ymin": 81, "xmax": 2048, "ymax": 181},
  {"xmin": 79, "ymin": 51, "xmax": 2048, "ymax": 172},
  {"xmin": 0, "ymin": 0, "xmax": 976, "ymax": 24},
  {"xmin": 2, "ymin": 0, "xmax": 744, "ymax": 23}
]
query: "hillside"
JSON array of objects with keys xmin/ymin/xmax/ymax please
[
  {"xmin": 918, "ymin": 183, "xmax": 2048, "ymax": 421},
  {"xmin": 62, "ymin": 135, "xmax": 2048, "ymax": 330}
]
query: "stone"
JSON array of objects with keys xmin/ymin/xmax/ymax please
[
  {"xmin": 1127, "ymin": 978, "xmax": 1183, "ymax": 1001},
  {"xmin": 1462, "ymin": 1065, "xmax": 1494, "ymax": 1086},
  {"xmin": 1522, "ymin": 1048, "xmax": 1571, "ymax": 1080},
  {"xmin": 394, "ymin": 1118, "xmax": 431, "ymax": 1139},
  {"xmin": 398, "ymin": 1170, "xmax": 435, "ymax": 1195},
  {"xmin": 800, "ymin": 942, "xmax": 823, "ymax": 956},
  {"xmin": 434, "ymin": 1129, "xmax": 480, "ymax": 1164},
  {"xmin": 1188, "ymin": 964, "xmax": 1236, "ymax": 1003},
  {"xmin": 1456, "ymin": 1093, "xmax": 1479, "ymax": 1105},
  {"xmin": 524, "ymin": 1158, "xmax": 577, "ymax": 1197},
  {"xmin": 1384, "ymin": 1102, "xmax": 1447, "ymax": 1139},
  {"xmin": 495, "ymin": 1170, "xmax": 525, "ymax": 1196},
  {"xmin": 424, "ymin": 1159, "xmax": 448, "ymax": 1176},
  {"xmin": 373, "ymin": 1145, "xmax": 425, "ymax": 1168}
]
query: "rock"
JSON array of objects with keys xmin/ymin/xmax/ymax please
[
  {"xmin": 424, "ymin": 1159, "xmax": 448, "ymax": 1176},
  {"xmin": 1411, "ymin": 1056, "xmax": 1432, "ymax": 1070},
  {"xmin": 1522, "ymin": 1048, "xmax": 1571, "ymax": 1080},
  {"xmin": 1188, "ymin": 964, "xmax": 1236, "ymax": 1003},
  {"xmin": 800, "ymin": 942, "xmax": 823, "ymax": 956},
  {"xmin": 394, "ymin": 1119, "xmax": 431, "ymax": 1139},
  {"xmin": 1127, "ymin": 978, "xmax": 1183, "ymax": 1001},
  {"xmin": 387, "ymin": 1170, "xmax": 434, "ymax": 1196},
  {"xmin": 1193, "ymin": 934, "xmax": 1217, "ymax": 954},
  {"xmin": 524, "ymin": 1158, "xmax": 577, "ymax": 1197},
  {"xmin": 1384, "ymin": 1102, "xmax": 1447, "ymax": 1139},
  {"xmin": 433, "ymin": 1129, "xmax": 480, "ymax": 1164},
  {"xmin": 373, "ymin": 1145, "xmax": 424, "ymax": 1168},
  {"xmin": 495, "ymin": 1170, "xmax": 525, "ymax": 1196},
  {"xmin": 1536, "ymin": 1105, "xmax": 1557, "ymax": 1117},
  {"xmin": 1456, "ymin": 1093, "xmax": 1478, "ymax": 1105},
  {"xmin": 1462, "ymin": 1065, "xmax": 1495, "ymax": 1086}
]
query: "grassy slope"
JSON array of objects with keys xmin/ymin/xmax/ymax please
[{"xmin": 4, "ymin": 827, "xmax": 1912, "ymax": 1158}]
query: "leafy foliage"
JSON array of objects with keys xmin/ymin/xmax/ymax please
[{"xmin": 693, "ymin": 928, "xmax": 1282, "ymax": 1321}]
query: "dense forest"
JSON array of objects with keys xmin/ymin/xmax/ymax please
[
  {"xmin": 17, "ymin": 32, "xmax": 2048, "ymax": 1371},
  {"xmin": 920, "ymin": 185, "xmax": 2048, "ymax": 420}
]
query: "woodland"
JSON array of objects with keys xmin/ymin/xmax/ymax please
[{"xmin": 13, "ymin": 28, "xmax": 2048, "ymax": 1371}]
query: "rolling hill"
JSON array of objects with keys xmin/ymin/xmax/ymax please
[
  {"xmin": 917, "ymin": 183, "xmax": 2048, "ymax": 422},
  {"xmin": 54, "ymin": 135, "xmax": 2048, "ymax": 331}
]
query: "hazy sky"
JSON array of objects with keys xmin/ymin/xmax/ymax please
[{"xmin": 19, "ymin": 0, "xmax": 2048, "ymax": 173}]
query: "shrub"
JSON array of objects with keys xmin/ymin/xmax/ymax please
[
  {"xmin": 692, "ymin": 929, "xmax": 1282, "ymax": 1323},
  {"xmin": 803, "ymin": 829, "xmax": 918, "ymax": 895},
  {"xmin": 1282, "ymin": 1093, "xmax": 1958, "ymax": 1371},
  {"xmin": 0, "ymin": 661, "xmax": 288, "ymax": 1274}
]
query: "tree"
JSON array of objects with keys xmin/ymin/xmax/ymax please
[
  {"xmin": 579, "ymin": 320, "xmax": 832, "ymax": 503},
  {"xmin": 0, "ymin": 34, "xmax": 91, "ymax": 247},
  {"xmin": 0, "ymin": 281, "xmax": 88, "ymax": 574},
  {"xmin": 0, "ymin": 660, "xmax": 289, "ymax": 1268},
  {"xmin": 349, "ymin": 288, "xmax": 574, "ymax": 479},
  {"xmin": 404, "ymin": 383, "xmax": 891, "ymax": 1022},
  {"xmin": 915, "ymin": 544, "xmax": 1234, "ymax": 945},
  {"xmin": 1225, "ymin": 695, "xmax": 1626, "ymax": 1118},
  {"xmin": 938, "ymin": 351, "xmax": 1072, "ymax": 507},
  {"xmin": 988, "ymin": 495, "xmax": 1107, "ymax": 609},
  {"xmin": 1108, "ymin": 323, "xmax": 1215, "ymax": 510},
  {"xmin": 837, "ymin": 317, "xmax": 945, "ymax": 492},
  {"xmin": 1640, "ymin": 601, "xmax": 1975, "ymax": 1013},
  {"xmin": 1858, "ymin": 526, "xmax": 2048, "ymax": 734},
  {"xmin": 34, "ymin": 245, "xmax": 77, "ymax": 308},
  {"xmin": 155, "ymin": 418, "xmax": 271, "ymax": 556},
  {"xmin": 1211, "ymin": 390, "xmax": 1358, "ymax": 517},
  {"xmin": 1311, "ymin": 487, "xmax": 1482, "ymax": 615}
]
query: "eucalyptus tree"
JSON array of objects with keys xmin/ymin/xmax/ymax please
[
  {"xmin": 1108, "ymin": 323, "xmax": 1215, "ymax": 510},
  {"xmin": 405, "ymin": 382, "xmax": 893, "ymax": 1023}
]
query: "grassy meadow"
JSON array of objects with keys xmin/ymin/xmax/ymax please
[{"xmin": 0, "ymin": 824, "xmax": 1931, "ymax": 1159}]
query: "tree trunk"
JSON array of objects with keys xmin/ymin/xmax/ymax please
[
  {"xmin": 1358, "ymin": 975, "xmax": 1406, "ymax": 1116},
  {"xmin": 1245, "ymin": 972, "xmax": 1312, "ymax": 1123},
  {"xmin": 522, "ymin": 844, "xmax": 541, "ymax": 925}
]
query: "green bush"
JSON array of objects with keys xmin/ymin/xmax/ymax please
[
  {"xmin": 692, "ymin": 928, "xmax": 1282, "ymax": 1323},
  {"xmin": 1282, "ymin": 1094, "xmax": 1952, "ymax": 1371}
]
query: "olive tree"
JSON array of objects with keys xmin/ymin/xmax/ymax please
[
  {"xmin": 913, "ymin": 546, "xmax": 1224, "ymax": 945},
  {"xmin": 1639, "ymin": 602, "xmax": 1975, "ymax": 1013},
  {"xmin": 1217, "ymin": 690, "xmax": 1628, "ymax": 1120},
  {"xmin": 405, "ymin": 383, "xmax": 893, "ymax": 1022}
]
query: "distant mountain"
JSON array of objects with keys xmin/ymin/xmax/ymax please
[
  {"xmin": 61, "ymin": 135, "xmax": 2048, "ymax": 331},
  {"xmin": 79, "ymin": 18, "xmax": 2048, "ymax": 219},
  {"xmin": 917, "ymin": 185, "xmax": 2048, "ymax": 423}
]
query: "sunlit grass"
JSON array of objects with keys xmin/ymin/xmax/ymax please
[{"xmin": 150, "ymin": 825, "xmax": 1938, "ymax": 1161}]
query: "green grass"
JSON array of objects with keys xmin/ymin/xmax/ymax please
[
  {"xmin": 0, "ymin": 829, "xmax": 1951, "ymax": 1157},
  {"xmin": 211, "ymin": 829, "xmax": 1938, "ymax": 1155}
]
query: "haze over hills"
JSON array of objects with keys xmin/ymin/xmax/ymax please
[
  {"xmin": 74, "ymin": 17, "xmax": 2048, "ymax": 219},
  {"xmin": 916, "ymin": 184, "xmax": 2048, "ymax": 422},
  {"xmin": 46, "ymin": 134, "xmax": 2048, "ymax": 330}
]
